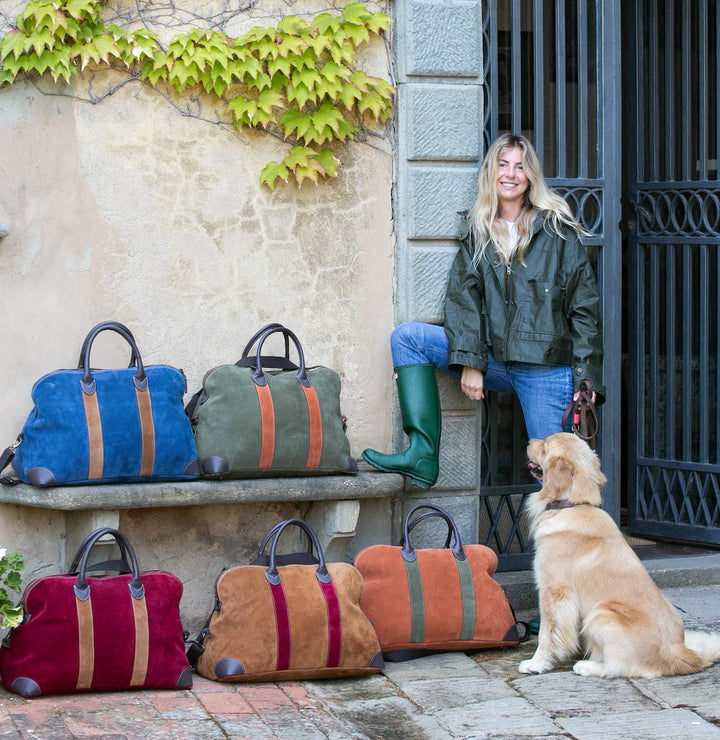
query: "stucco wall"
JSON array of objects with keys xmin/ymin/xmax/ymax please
[{"xmin": 0, "ymin": 0, "xmax": 396, "ymax": 603}]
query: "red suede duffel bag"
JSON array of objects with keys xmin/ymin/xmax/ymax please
[{"xmin": 0, "ymin": 528, "xmax": 192, "ymax": 697}]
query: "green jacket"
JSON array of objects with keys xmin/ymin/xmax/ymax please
[{"xmin": 444, "ymin": 213, "xmax": 605, "ymax": 401}]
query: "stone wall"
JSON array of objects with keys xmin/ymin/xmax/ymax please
[{"xmin": 0, "ymin": 0, "xmax": 396, "ymax": 588}]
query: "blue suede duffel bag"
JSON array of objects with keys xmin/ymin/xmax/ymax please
[{"xmin": 1, "ymin": 321, "xmax": 200, "ymax": 487}]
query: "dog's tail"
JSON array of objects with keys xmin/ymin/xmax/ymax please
[{"xmin": 684, "ymin": 630, "xmax": 720, "ymax": 667}]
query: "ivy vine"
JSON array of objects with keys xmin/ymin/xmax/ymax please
[{"xmin": 0, "ymin": 1, "xmax": 394, "ymax": 188}]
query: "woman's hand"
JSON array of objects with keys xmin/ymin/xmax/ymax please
[
  {"xmin": 461, "ymin": 366, "xmax": 485, "ymax": 401},
  {"xmin": 573, "ymin": 389, "xmax": 597, "ymax": 404}
]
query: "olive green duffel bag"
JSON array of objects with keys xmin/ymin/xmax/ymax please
[{"xmin": 186, "ymin": 324, "xmax": 358, "ymax": 478}]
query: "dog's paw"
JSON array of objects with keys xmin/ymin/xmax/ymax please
[
  {"xmin": 572, "ymin": 660, "xmax": 606, "ymax": 677},
  {"xmin": 518, "ymin": 657, "xmax": 554, "ymax": 674}
]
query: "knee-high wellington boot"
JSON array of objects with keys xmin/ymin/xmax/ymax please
[{"xmin": 362, "ymin": 364, "xmax": 441, "ymax": 488}]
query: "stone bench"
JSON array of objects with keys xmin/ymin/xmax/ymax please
[
  {"xmin": 0, "ymin": 466, "xmax": 405, "ymax": 564},
  {"xmin": 0, "ymin": 465, "xmax": 405, "ymax": 630}
]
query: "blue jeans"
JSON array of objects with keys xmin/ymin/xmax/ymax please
[{"xmin": 390, "ymin": 322, "xmax": 573, "ymax": 441}]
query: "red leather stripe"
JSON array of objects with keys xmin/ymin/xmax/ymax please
[
  {"xmin": 319, "ymin": 579, "xmax": 341, "ymax": 668},
  {"xmin": 255, "ymin": 383, "xmax": 275, "ymax": 469},
  {"xmin": 268, "ymin": 581, "xmax": 291, "ymax": 671},
  {"xmin": 302, "ymin": 384, "xmax": 322, "ymax": 469}
]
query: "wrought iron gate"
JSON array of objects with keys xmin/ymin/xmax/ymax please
[
  {"xmin": 627, "ymin": 0, "xmax": 720, "ymax": 545},
  {"xmin": 480, "ymin": 0, "xmax": 622, "ymax": 568}
]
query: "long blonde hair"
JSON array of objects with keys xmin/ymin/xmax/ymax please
[{"xmin": 468, "ymin": 133, "xmax": 583, "ymax": 265}]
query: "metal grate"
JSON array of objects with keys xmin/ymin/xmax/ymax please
[
  {"xmin": 481, "ymin": 0, "xmax": 621, "ymax": 568},
  {"xmin": 628, "ymin": 0, "xmax": 720, "ymax": 546}
]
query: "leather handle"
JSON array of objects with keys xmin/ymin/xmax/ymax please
[
  {"xmin": 401, "ymin": 504, "xmax": 466, "ymax": 562},
  {"xmin": 240, "ymin": 323, "xmax": 289, "ymax": 359},
  {"xmin": 67, "ymin": 526, "xmax": 132, "ymax": 574},
  {"xmin": 264, "ymin": 518, "xmax": 329, "ymax": 584},
  {"xmin": 73, "ymin": 528, "xmax": 143, "ymax": 600},
  {"xmin": 80, "ymin": 322, "xmax": 146, "ymax": 394},
  {"xmin": 247, "ymin": 326, "xmax": 308, "ymax": 388},
  {"xmin": 399, "ymin": 511, "xmax": 453, "ymax": 549},
  {"xmin": 77, "ymin": 321, "xmax": 138, "ymax": 369}
]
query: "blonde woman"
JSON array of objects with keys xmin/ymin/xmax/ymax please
[{"xmin": 363, "ymin": 133, "xmax": 604, "ymax": 488}]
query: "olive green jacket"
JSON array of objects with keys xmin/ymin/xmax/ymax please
[{"xmin": 444, "ymin": 213, "xmax": 605, "ymax": 401}]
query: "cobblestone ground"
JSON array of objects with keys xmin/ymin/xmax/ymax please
[{"xmin": 1, "ymin": 585, "xmax": 719, "ymax": 739}]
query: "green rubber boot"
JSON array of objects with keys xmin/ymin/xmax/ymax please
[{"xmin": 362, "ymin": 364, "xmax": 441, "ymax": 488}]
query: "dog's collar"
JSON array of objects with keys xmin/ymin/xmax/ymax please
[{"xmin": 545, "ymin": 500, "xmax": 598, "ymax": 510}]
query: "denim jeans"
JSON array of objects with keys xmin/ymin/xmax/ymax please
[{"xmin": 390, "ymin": 322, "xmax": 573, "ymax": 441}]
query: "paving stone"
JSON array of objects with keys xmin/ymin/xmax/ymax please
[
  {"xmin": 471, "ymin": 644, "xmax": 538, "ymax": 678},
  {"xmin": 326, "ymin": 695, "xmax": 448, "ymax": 740},
  {"xmin": 434, "ymin": 696, "xmax": 561, "ymax": 738},
  {"xmin": 302, "ymin": 674, "xmax": 398, "ymax": 701},
  {"xmin": 513, "ymin": 669, "xmax": 659, "ymax": 717},
  {"xmin": 398, "ymin": 676, "xmax": 516, "ymax": 711},
  {"xmin": 557, "ymin": 708, "xmax": 720, "ymax": 739},
  {"xmin": 663, "ymin": 586, "xmax": 720, "ymax": 631},
  {"xmin": 633, "ymin": 663, "xmax": 720, "ymax": 721},
  {"xmin": 382, "ymin": 652, "xmax": 489, "ymax": 682}
]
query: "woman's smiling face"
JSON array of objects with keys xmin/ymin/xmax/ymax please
[{"xmin": 494, "ymin": 146, "xmax": 529, "ymax": 211}]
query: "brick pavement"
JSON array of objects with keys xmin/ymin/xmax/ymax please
[{"xmin": 0, "ymin": 585, "xmax": 719, "ymax": 739}]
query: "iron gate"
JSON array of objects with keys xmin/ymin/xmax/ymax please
[
  {"xmin": 480, "ymin": 0, "xmax": 622, "ymax": 568},
  {"xmin": 627, "ymin": 0, "xmax": 720, "ymax": 545}
]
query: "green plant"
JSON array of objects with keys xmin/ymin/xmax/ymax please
[
  {"xmin": 0, "ymin": 547, "xmax": 25, "ymax": 630},
  {"xmin": 0, "ymin": 1, "xmax": 394, "ymax": 188}
]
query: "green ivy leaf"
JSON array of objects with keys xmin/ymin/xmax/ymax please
[
  {"xmin": 74, "ymin": 34, "xmax": 119, "ymax": 70},
  {"xmin": 367, "ymin": 12, "xmax": 393, "ymax": 35},
  {"xmin": 256, "ymin": 87, "xmax": 284, "ymax": 113},
  {"xmin": 284, "ymin": 145, "xmax": 316, "ymax": 171},
  {"xmin": 1, "ymin": 31, "xmax": 24, "ymax": 61},
  {"xmin": 267, "ymin": 55, "xmax": 292, "ymax": 79},
  {"xmin": 227, "ymin": 95, "xmax": 256, "ymax": 127},
  {"xmin": 260, "ymin": 159, "xmax": 290, "ymax": 190},
  {"xmin": 339, "ymin": 22, "xmax": 370, "ymax": 48},
  {"xmin": 279, "ymin": 109, "xmax": 313, "ymax": 140},
  {"xmin": 341, "ymin": 2, "xmax": 373, "ymax": 24},
  {"xmin": 314, "ymin": 148, "xmax": 342, "ymax": 178},
  {"xmin": 312, "ymin": 13, "xmax": 341, "ymax": 36},
  {"xmin": 29, "ymin": 28, "xmax": 55, "ymax": 56},
  {"xmin": 320, "ymin": 60, "xmax": 351, "ymax": 83},
  {"xmin": 277, "ymin": 16, "xmax": 307, "ymax": 34},
  {"xmin": 357, "ymin": 90, "xmax": 385, "ymax": 121},
  {"xmin": 336, "ymin": 80, "xmax": 363, "ymax": 109},
  {"xmin": 286, "ymin": 80, "xmax": 314, "ymax": 108},
  {"xmin": 276, "ymin": 34, "xmax": 308, "ymax": 59},
  {"xmin": 312, "ymin": 102, "xmax": 346, "ymax": 138}
]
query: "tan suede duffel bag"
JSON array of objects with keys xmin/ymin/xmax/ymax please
[{"xmin": 188, "ymin": 518, "xmax": 384, "ymax": 682}]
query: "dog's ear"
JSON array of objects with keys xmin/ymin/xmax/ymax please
[{"xmin": 541, "ymin": 456, "xmax": 574, "ymax": 500}]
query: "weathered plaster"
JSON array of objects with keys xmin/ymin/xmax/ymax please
[{"xmin": 0, "ymin": 0, "xmax": 396, "ymax": 599}]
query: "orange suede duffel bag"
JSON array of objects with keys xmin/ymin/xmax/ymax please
[
  {"xmin": 188, "ymin": 518, "xmax": 384, "ymax": 682},
  {"xmin": 354, "ymin": 504, "xmax": 526, "ymax": 661}
]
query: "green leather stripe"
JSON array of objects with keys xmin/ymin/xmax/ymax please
[
  {"xmin": 404, "ymin": 558, "xmax": 425, "ymax": 643},
  {"xmin": 456, "ymin": 557, "xmax": 476, "ymax": 640}
]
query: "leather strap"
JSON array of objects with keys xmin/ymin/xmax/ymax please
[
  {"xmin": 562, "ymin": 380, "xmax": 599, "ymax": 450},
  {"xmin": 0, "ymin": 442, "xmax": 19, "ymax": 486}
]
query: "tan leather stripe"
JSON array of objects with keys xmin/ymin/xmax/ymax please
[
  {"xmin": 255, "ymin": 383, "xmax": 275, "ymax": 468},
  {"xmin": 75, "ymin": 595, "xmax": 95, "ymax": 690},
  {"xmin": 134, "ymin": 387, "xmax": 155, "ymax": 477},
  {"xmin": 82, "ymin": 390, "xmax": 104, "ymax": 480},
  {"xmin": 130, "ymin": 593, "xmax": 150, "ymax": 686},
  {"xmin": 302, "ymin": 385, "xmax": 322, "ymax": 469}
]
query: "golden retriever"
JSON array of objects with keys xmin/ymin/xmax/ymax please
[{"xmin": 518, "ymin": 432, "xmax": 720, "ymax": 678}]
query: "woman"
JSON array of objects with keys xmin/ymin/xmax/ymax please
[{"xmin": 363, "ymin": 133, "xmax": 605, "ymax": 488}]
